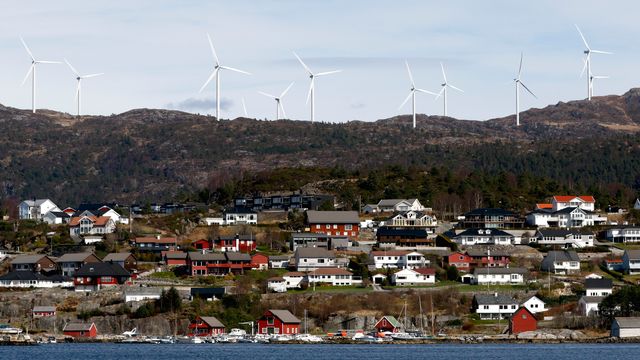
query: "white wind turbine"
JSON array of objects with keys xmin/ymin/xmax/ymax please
[
  {"xmin": 399, "ymin": 61, "xmax": 438, "ymax": 129},
  {"xmin": 199, "ymin": 33, "xmax": 251, "ymax": 120},
  {"xmin": 436, "ymin": 62, "xmax": 464, "ymax": 117},
  {"xmin": 64, "ymin": 59, "xmax": 104, "ymax": 117},
  {"xmin": 241, "ymin": 97, "xmax": 248, "ymax": 117},
  {"xmin": 20, "ymin": 37, "xmax": 61, "ymax": 113},
  {"xmin": 293, "ymin": 52, "xmax": 341, "ymax": 123},
  {"xmin": 575, "ymin": 24, "xmax": 612, "ymax": 100},
  {"xmin": 514, "ymin": 53, "xmax": 537, "ymax": 127},
  {"xmin": 258, "ymin": 82, "xmax": 294, "ymax": 120}
]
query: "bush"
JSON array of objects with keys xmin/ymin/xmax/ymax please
[{"xmin": 134, "ymin": 302, "xmax": 155, "ymax": 318}]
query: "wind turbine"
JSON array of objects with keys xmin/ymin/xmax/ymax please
[
  {"xmin": 293, "ymin": 52, "xmax": 341, "ymax": 123},
  {"xmin": 575, "ymin": 24, "xmax": 611, "ymax": 100},
  {"xmin": 20, "ymin": 37, "xmax": 61, "ymax": 113},
  {"xmin": 514, "ymin": 53, "xmax": 537, "ymax": 127},
  {"xmin": 436, "ymin": 62, "xmax": 464, "ymax": 117},
  {"xmin": 241, "ymin": 97, "xmax": 248, "ymax": 117},
  {"xmin": 199, "ymin": 33, "xmax": 251, "ymax": 120},
  {"xmin": 258, "ymin": 82, "xmax": 294, "ymax": 120},
  {"xmin": 398, "ymin": 61, "xmax": 438, "ymax": 129},
  {"xmin": 64, "ymin": 59, "xmax": 103, "ymax": 117}
]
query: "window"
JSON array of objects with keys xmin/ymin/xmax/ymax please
[
  {"xmin": 345, "ymin": 224, "xmax": 352, "ymax": 231},
  {"xmin": 267, "ymin": 317, "xmax": 274, "ymax": 325}
]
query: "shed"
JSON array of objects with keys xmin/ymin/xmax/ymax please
[
  {"xmin": 63, "ymin": 322, "xmax": 97, "ymax": 338},
  {"xmin": 509, "ymin": 307, "xmax": 537, "ymax": 334},
  {"xmin": 611, "ymin": 317, "xmax": 640, "ymax": 338}
]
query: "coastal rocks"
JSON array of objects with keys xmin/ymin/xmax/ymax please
[{"xmin": 516, "ymin": 329, "xmax": 586, "ymax": 341}]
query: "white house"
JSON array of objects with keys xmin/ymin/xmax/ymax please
[
  {"xmin": 124, "ymin": 287, "xmax": 163, "ymax": 302},
  {"xmin": 18, "ymin": 199, "xmax": 60, "ymax": 221},
  {"xmin": 585, "ymin": 278, "xmax": 613, "ymax": 297},
  {"xmin": 473, "ymin": 293, "xmax": 519, "ymax": 320},
  {"xmin": 623, "ymin": 250, "xmax": 640, "ymax": 274},
  {"xmin": 579, "ymin": 296, "xmax": 605, "ymax": 316},
  {"xmin": 526, "ymin": 207, "xmax": 606, "ymax": 229},
  {"xmin": 391, "ymin": 268, "xmax": 436, "ymax": 286},
  {"xmin": 369, "ymin": 250, "xmax": 429, "ymax": 269},
  {"xmin": 471, "ymin": 267, "xmax": 527, "ymax": 285},
  {"xmin": 223, "ymin": 207, "xmax": 258, "ymax": 225},
  {"xmin": 203, "ymin": 217, "xmax": 225, "ymax": 226},
  {"xmin": 606, "ymin": 227, "xmax": 640, "ymax": 243},
  {"xmin": 307, "ymin": 268, "xmax": 362, "ymax": 286},
  {"xmin": 42, "ymin": 211, "xmax": 71, "ymax": 225},
  {"xmin": 454, "ymin": 228, "xmax": 516, "ymax": 246},
  {"xmin": 552, "ymin": 196, "xmax": 596, "ymax": 212},
  {"xmin": 294, "ymin": 247, "xmax": 337, "ymax": 271},
  {"xmin": 521, "ymin": 295, "xmax": 547, "ymax": 314},
  {"xmin": 68, "ymin": 216, "xmax": 116, "ymax": 236},
  {"xmin": 267, "ymin": 271, "xmax": 308, "ymax": 293},
  {"xmin": 376, "ymin": 199, "xmax": 425, "ymax": 213},
  {"xmin": 532, "ymin": 229, "xmax": 594, "ymax": 248},
  {"xmin": 540, "ymin": 250, "xmax": 581, "ymax": 274},
  {"xmin": 388, "ymin": 211, "xmax": 437, "ymax": 227},
  {"xmin": 268, "ymin": 255, "xmax": 290, "ymax": 269},
  {"xmin": 0, "ymin": 272, "xmax": 72, "ymax": 288},
  {"xmin": 611, "ymin": 317, "xmax": 640, "ymax": 338}
]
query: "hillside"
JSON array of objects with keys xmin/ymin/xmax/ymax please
[{"xmin": 1, "ymin": 89, "xmax": 640, "ymax": 205}]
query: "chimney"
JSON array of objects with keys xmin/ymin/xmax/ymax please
[
  {"xmin": 494, "ymin": 292, "xmax": 498, "ymax": 297},
  {"xmin": 156, "ymin": 235, "xmax": 161, "ymax": 240}
]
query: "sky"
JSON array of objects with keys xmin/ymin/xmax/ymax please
[{"xmin": 0, "ymin": 0, "xmax": 638, "ymax": 122}]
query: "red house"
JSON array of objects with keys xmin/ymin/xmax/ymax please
[
  {"xmin": 446, "ymin": 252, "xmax": 473, "ymax": 272},
  {"xmin": 63, "ymin": 322, "xmax": 97, "ymax": 338},
  {"xmin": 32, "ymin": 306, "xmax": 56, "ymax": 318},
  {"xmin": 374, "ymin": 315, "xmax": 401, "ymax": 333},
  {"xmin": 192, "ymin": 239, "xmax": 211, "ymax": 250},
  {"xmin": 257, "ymin": 309, "xmax": 301, "ymax": 335},
  {"xmin": 214, "ymin": 234, "xmax": 257, "ymax": 253},
  {"xmin": 251, "ymin": 253, "xmax": 269, "ymax": 270},
  {"xmin": 466, "ymin": 248, "xmax": 510, "ymax": 268},
  {"xmin": 73, "ymin": 262, "xmax": 131, "ymax": 292},
  {"xmin": 162, "ymin": 251, "xmax": 187, "ymax": 267},
  {"xmin": 509, "ymin": 307, "xmax": 537, "ymax": 334},
  {"xmin": 188, "ymin": 316, "xmax": 225, "ymax": 336},
  {"xmin": 188, "ymin": 252, "xmax": 253, "ymax": 276},
  {"xmin": 306, "ymin": 211, "xmax": 360, "ymax": 239}
]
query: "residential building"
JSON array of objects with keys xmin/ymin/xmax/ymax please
[
  {"xmin": 391, "ymin": 268, "xmax": 436, "ymax": 286},
  {"xmin": 526, "ymin": 201, "xmax": 606, "ymax": 228},
  {"xmin": 375, "ymin": 199, "xmax": 425, "ymax": 213},
  {"xmin": 307, "ymin": 267, "xmax": 362, "ymax": 286},
  {"xmin": 290, "ymin": 232, "xmax": 331, "ymax": 251},
  {"xmin": 585, "ymin": 278, "xmax": 613, "ymax": 297},
  {"xmin": 73, "ymin": 262, "xmax": 131, "ymax": 292},
  {"xmin": 132, "ymin": 236, "xmax": 178, "ymax": 253},
  {"xmin": 63, "ymin": 322, "xmax": 97, "ymax": 338},
  {"xmin": 188, "ymin": 316, "xmax": 225, "ymax": 336},
  {"xmin": 521, "ymin": 295, "xmax": 547, "ymax": 314},
  {"xmin": 233, "ymin": 193, "xmax": 334, "ymax": 212},
  {"xmin": 606, "ymin": 227, "xmax": 640, "ymax": 243},
  {"xmin": 470, "ymin": 267, "xmax": 527, "ymax": 285},
  {"xmin": 551, "ymin": 196, "xmax": 596, "ymax": 212},
  {"xmin": 369, "ymin": 250, "xmax": 428, "ymax": 269},
  {"xmin": 376, "ymin": 227, "xmax": 433, "ymax": 250},
  {"xmin": 72, "ymin": 204, "xmax": 123, "ymax": 224},
  {"xmin": 509, "ymin": 307, "xmax": 537, "ymax": 334},
  {"xmin": 32, "ymin": 306, "xmax": 56, "ymax": 318},
  {"xmin": 251, "ymin": 253, "xmax": 269, "ymax": 270},
  {"xmin": 257, "ymin": 309, "xmax": 301, "ymax": 335},
  {"xmin": 466, "ymin": 248, "xmax": 511, "ymax": 268},
  {"xmin": 56, "ymin": 252, "xmax": 102, "ymax": 276},
  {"xmin": 18, "ymin": 199, "xmax": 60, "ymax": 221},
  {"xmin": 541, "ymin": 250, "xmax": 581, "ymax": 274},
  {"xmin": 387, "ymin": 210, "xmax": 436, "ymax": 227},
  {"xmin": 445, "ymin": 252, "xmax": 473, "ymax": 272},
  {"xmin": 532, "ymin": 229, "xmax": 594, "ymax": 248},
  {"xmin": 268, "ymin": 255, "xmax": 290, "ymax": 269},
  {"xmin": 272, "ymin": 272, "xmax": 306, "ymax": 290},
  {"xmin": 214, "ymin": 234, "xmax": 256, "ymax": 253},
  {"xmin": 458, "ymin": 208, "xmax": 524, "ymax": 229},
  {"xmin": 223, "ymin": 207, "xmax": 258, "ymax": 225},
  {"xmin": 68, "ymin": 216, "xmax": 116, "ymax": 236},
  {"xmin": 623, "ymin": 250, "xmax": 640, "ymax": 274},
  {"xmin": 611, "ymin": 317, "xmax": 640, "ymax": 338},
  {"xmin": 102, "ymin": 253, "xmax": 137, "ymax": 271},
  {"xmin": 163, "ymin": 251, "xmax": 187, "ymax": 267},
  {"xmin": 42, "ymin": 211, "xmax": 71, "ymax": 225},
  {"xmin": 306, "ymin": 210, "xmax": 360, "ymax": 239},
  {"xmin": 11, "ymin": 255, "xmax": 57, "ymax": 273},
  {"xmin": 124, "ymin": 287, "xmax": 162, "ymax": 302},
  {"xmin": 0, "ymin": 272, "xmax": 72, "ymax": 288},
  {"xmin": 187, "ymin": 252, "xmax": 253, "ymax": 276},
  {"xmin": 578, "ymin": 296, "xmax": 605, "ymax": 316},
  {"xmin": 473, "ymin": 293, "xmax": 519, "ymax": 320},
  {"xmin": 453, "ymin": 228, "xmax": 516, "ymax": 246},
  {"xmin": 294, "ymin": 247, "xmax": 337, "ymax": 271},
  {"xmin": 604, "ymin": 258, "xmax": 624, "ymax": 272},
  {"xmin": 374, "ymin": 316, "xmax": 401, "ymax": 333}
]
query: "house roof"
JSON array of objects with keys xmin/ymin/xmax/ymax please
[
  {"xmin": 370, "ymin": 250, "xmax": 411, "ymax": 257},
  {"xmin": 457, "ymin": 228, "xmax": 513, "ymax": 237},
  {"xmin": 585, "ymin": 278, "xmax": 613, "ymax": 290},
  {"xmin": 295, "ymin": 247, "xmax": 336, "ymax": 259},
  {"xmin": 103, "ymin": 253, "xmax": 134, "ymax": 262},
  {"xmin": 291, "ymin": 232, "xmax": 330, "ymax": 239},
  {"xmin": 0, "ymin": 271, "xmax": 70, "ymax": 282},
  {"xmin": 11, "ymin": 254, "xmax": 49, "ymax": 265},
  {"xmin": 376, "ymin": 227, "xmax": 428, "ymax": 237},
  {"xmin": 545, "ymin": 250, "xmax": 580, "ymax": 262},
  {"xmin": 219, "ymin": 234, "xmax": 254, "ymax": 241},
  {"xmin": 306, "ymin": 210, "xmax": 359, "ymax": 224},
  {"xmin": 225, "ymin": 252, "xmax": 252, "ymax": 261},
  {"xmin": 224, "ymin": 207, "xmax": 257, "ymax": 214},
  {"xmin": 474, "ymin": 294, "xmax": 517, "ymax": 305},
  {"xmin": 464, "ymin": 208, "xmax": 516, "ymax": 217},
  {"xmin": 614, "ymin": 317, "xmax": 640, "ymax": 328},
  {"xmin": 375, "ymin": 315, "xmax": 402, "ymax": 328},
  {"xmin": 553, "ymin": 196, "xmax": 595, "ymax": 203},
  {"xmin": 135, "ymin": 237, "xmax": 177, "ymax": 244},
  {"xmin": 48, "ymin": 211, "xmax": 70, "ymax": 218},
  {"xmin": 188, "ymin": 252, "xmax": 227, "ymax": 261},
  {"xmin": 537, "ymin": 228, "xmax": 592, "ymax": 237},
  {"xmin": 268, "ymin": 309, "xmax": 301, "ymax": 324},
  {"xmin": 625, "ymin": 250, "xmax": 640, "ymax": 260},
  {"xmin": 554, "ymin": 207, "xmax": 591, "ymax": 215},
  {"xmin": 32, "ymin": 306, "xmax": 56, "ymax": 312},
  {"xmin": 56, "ymin": 252, "xmax": 99, "ymax": 263},
  {"xmin": 536, "ymin": 203, "xmax": 553, "ymax": 209},
  {"xmin": 283, "ymin": 272, "xmax": 306, "ymax": 277},
  {"xmin": 580, "ymin": 296, "xmax": 606, "ymax": 304},
  {"xmin": 163, "ymin": 251, "xmax": 187, "ymax": 260},
  {"xmin": 309, "ymin": 267, "xmax": 353, "ymax": 276},
  {"xmin": 68, "ymin": 216, "xmax": 112, "ymax": 227},
  {"xmin": 124, "ymin": 287, "xmax": 162, "ymax": 296},
  {"xmin": 414, "ymin": 267, "xmax": 436, "ymax": 275},
  {"xmin": 377, "ymin": 199, "xmax": 406, "ymax": 207},
  {"xmin": 74, "ymin": 262, "xmax": 130, "ymax": 277},
  {"xmin": 199, "ymin": 316, "xmax": 225, "ymax": 328},
  {"xmin": 465, "ymin": 248, "xmax": 510, "ymax": 257},
  {"xmin": 22, "ymin": 199, "xmax": 54, "ymax": 206},
  {"xmin": 473, "ymin": 267, "xmax": 528, "ymax": 275},
  {"xmin": 269, "ymin": 255, "xmax": 290, "ymax": 261},
  {"xmin": 64, "ymin": 323, "xmax": 95, "ymax": 332}
]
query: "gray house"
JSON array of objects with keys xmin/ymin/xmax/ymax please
[{"xmin": 611, "ymin": 317, "xmax": 640, "ymax": 338}]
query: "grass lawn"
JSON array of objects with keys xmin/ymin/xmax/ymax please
[
  {"xmin": 611, "ymin": 243, "xmax": 640, "ymax": 250},
  {"xmin": 456, "ymin": 284, "xmax": 528, "ymax": 293},
  {"xmin": 289, "ymin": 285, "xmax": 372, "ymax": 294}
]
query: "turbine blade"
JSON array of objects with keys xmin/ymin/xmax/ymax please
[
  {"xmin": 241, "ymin": 97, "xmax": 248, "ymax": 117},
  {"xmin": 405, "ymin": 60, "xmax": 415, "ymax": 87},
  {"xmin": 81, "ymin": 73, "xmax": 104, "ymax": 78},
  {"xmin": 518, "ymin": 52, "xmax": 523, "ymax": 78},
  {"xmin": 279, "ymin": 102, "xmax": 287, "ymax": 119},
  {"xmin": 37, "ymin": 60, "xmax": 61, "ymax": 64},
  {"xmin": 592, "ymin": 75, "xmax": 609, "ymax": 79},
  {"xmin": 280, "ymin": 82, "xmax": 294, "ymax": 98},
  {"xmin": 293, "ymin": 52, "xmax": 312, "ymax": 74},
  {"xmin": 448, "ymin": 84, "xmax": 464, "ymax": 92},
  {"xmin": 520, "ymin": 82, "xmax": 537, "ymax": 99},
  {"xmin": 580, "ymin": 54, "xmax": 590, "ymax": 78},
  {"xmin": 199, "ymin": 68, "xmax": 218, "ymax": 93},
  {"xmin": 305, "ymin": 78, "xmax": 314, "ymax": 104},
  {"xmin": 219, "ymin": 66, "xmax": 251, "ymax": 75},
  {"xmin": 20, "ymin": 37, "xmax": 35, "ymax": 60},
  {"xmin": 65, "ymin": 58, "xmax": 80, "ymax": 76},
  {"xmin": 21, "ymin": 64, "xmax": 34, "ymax": 86},
  {"xmin": 398, "ymin": 91, "xmax": 413, "ymax": 110},
  {"xmin": 435, "ymin": 87, "xmax": 444, "ymax": 100},
  {"xmin": 258, "ymin": 91, "xmax": 276, "ymax": 99},
  {"xmin": 575, "ymin": 24, "xmax": 591, "ymax": 50},
  {"xmin": 591, "ymin": 50, "xmax": 612, "ymax": 55},
  {"xmin": 440, "ymin": 62, "xmax": 447, "ymax": 83},
  {"xmin": 315, "ymin": 70, "xmax": 341, "ymax": 76},
  {"xmin": 415, "ymin": 88, "xmax": 439, "ymax": 96},
  {"xmin": 206, "ymin": 33, "xmax": 220, "ymax": 65}
]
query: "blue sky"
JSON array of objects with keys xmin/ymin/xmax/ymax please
[{"xmin": 0, "ymin": 0, "xmax": 637, "ymax": 122}]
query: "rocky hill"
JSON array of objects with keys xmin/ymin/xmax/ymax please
[{"xmin": 1, "ymin": 89, "xmax": 640, "ymax": 205}]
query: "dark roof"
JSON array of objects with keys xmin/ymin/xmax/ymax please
[
  {"xmin": 225, "ymin": 252, "xmax": 251, "ymax": 261},
  {"xmin": 102, "ymin": 253, "xmax": 134, "ymax": 262},
  {"xmin": 267, "ymin": 309, "xmax": 301, "ymax": 323},
  {"xmin": 269, "ymin": 255, "xmax": 290, "ymax": 261},
  {"xmin": 163, "ymin": 251, "xmax": 187, "ymax": 260},
  {"xmin": 473, "ymin": 294, "xmax": 517, "ymax": 305},
  {"xmin": 464, "ymin": 208, "xmax": 516, "ymax": 217},
  {"xmin": 306, "ymin": 210, "xmax": 359, "ymax": 224},
  {"xmin": 11, "ymin": 254, "xmax": 50, "ymax": 265},
  {"xmin": 219, "ymin": 234, "xmax": 254, "ymax": 241},
  {"xmin": 56, "ymin": 252, "xmax": 99, "ymax": 263},
  {"xmin": 295, "ymin": 247, "xmax": 336, "ymax": 259},
  {"xmin": 545, "ymin": 250, "xmax": 580, "ymax": 262},
  {"xmin": 188, "ymin": 252, "xmax": 227, "ymax": 261},
  {"xmin": 0, "ymin": 271, "xmax": 70, "ymax": 282},
  {"xmin": 49, "ymin": 211, "xmax": 70, "ymax": 218},
  {"xmin": 199, "ymin": 316, "xmax": 225, "ymax": 328},
  {"xmin": 457, "ymin": 228, "xmax": 513, "ymax": 237},
  {"xmin": 74, "ymin": 262, "xmax": 130, "ymax": 277},
  {"xmin": 554, "ymin": 207, "xmax": 593, "ymax": 215},
  {"xmin": 376, "ymin": 227, "xmax": 428, "ymax": 237},
  {"xmin": 585, "ymin": 278, "xmax": 613, "ymax": 290},
  {"xmin": 224, "ymin": 207, "xmax": 257, "ymax": 214}
]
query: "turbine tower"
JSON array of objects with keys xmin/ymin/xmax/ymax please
[
  {"xmin": 514, "ymin": 53, "xmax": 537, "ymax": 126},
  {"xmin": 199, "ymin": 33, "xmax": 251, "ymax": 120},
  {"xmin": 20, "ymin": 37, "xmax": 60, "ymax": 113},
  {"xmin": 293, "ymin": 52, "xmax": 341, "ymax": 123},
  {"xmin": 64, "ymin": 59, "xmax": 104, "ymax": 117},
  {"xmin": 575, "ymin": 24, "xmax": 611, "ymax": 100},
  {"xmin": 258, "ymin": 82, "xmax": 294, "ymax": 120},
  {"xmin": 436, "ymin": 62, "xmax": 464, "ymax": 117},
  {"xmin": 399, "ymin": 61, "xmax": 438, "ymax": 129}
]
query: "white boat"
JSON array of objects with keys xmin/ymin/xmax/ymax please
[
  {"xmin": 254, "ymin": 334, "xmax": 270, "ymax": 343},
  {"xmin": 294, "ymin": 333, "xmax": 323, "ymax": 343},
  {"xmin": 228, "ymin": 328, "xmax": 247, "ymax": 337},
  {"xmin": 390, "ymin": 332, "xmax": 419, "ymax": 340},
  {"xmin": 175, "ymin": 336, "xmax": 204, "ymax": 344},
  {"xmin": 159, "ymin": 336, "xmax": 175, "ymax": 344},
  {"xmin": 0, "ymin": 324, "xmax": 23, "ymax": 335},
  {"xmin": 271, "ymin": 334, "xmax": 293, "ymax": 342},
  {"xmin": 352, "ymin": 333, "xmax": 382, "ymax": 343}
]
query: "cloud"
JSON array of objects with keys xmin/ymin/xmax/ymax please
[{"xmin": 166, "ymin": 97, "xmax": 233, "ymax": 112}]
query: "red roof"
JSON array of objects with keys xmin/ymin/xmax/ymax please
[
  {"xmin": 414, "ymin": 267, "xmax": 436, "ymax": 275},
  {"xmin": 68, "ymin": 216, "xmax": 111, "ymax": 227},
  {"xmin": 553, "ymin": 196, "xmax": 595, "ymax": 203},
  {"xmin": 536, "ymin": 203, "xmax": 553, "ymax": 209},
  {"xmin": 605, "ymin": 258, "xmax": 623, "ymax": 263},
  {"xmin": 370, "ymin": 250, "xmax": 410, "ymax": 257}
]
